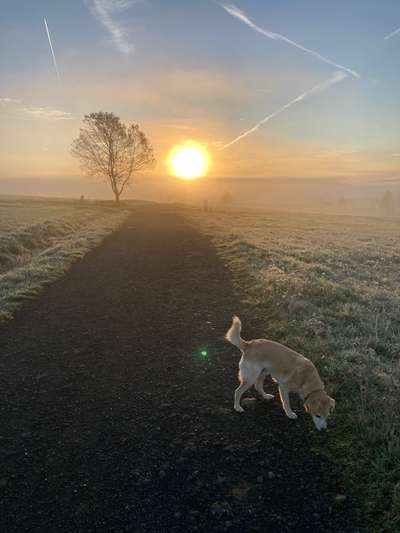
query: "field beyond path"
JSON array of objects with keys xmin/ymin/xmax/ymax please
[{"xmin": 0, "ymin": 206, "xmax": 357, "ymax": 532}]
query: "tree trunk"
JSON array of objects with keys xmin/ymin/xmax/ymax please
[{"xmin": 114, "ymin": 191, "xmax": 120, "ymax": 204}]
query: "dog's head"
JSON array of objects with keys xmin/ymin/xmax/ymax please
[{"xmin": 304, "ymin": 391, "xmax": 335, "ymax": 431}]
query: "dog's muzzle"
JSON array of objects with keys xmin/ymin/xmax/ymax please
[{"xmin": 312, "ymin": 415, "xmax": 327, "ymax": 431}]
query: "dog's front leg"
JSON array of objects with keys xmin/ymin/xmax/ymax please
[{"xmin": 278, "ymin": 385, "xmax": 298, "ymax": 419}]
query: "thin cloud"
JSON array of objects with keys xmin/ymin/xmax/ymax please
[
  {"xmin": 1, "ymin": 98, "xmax": 72, "ymax": 120},
  {"xmin": 0, "ymin": 97, "xmax": 22, "ymax": 105},
  {"xmin": 44, "ymin": 17, "xmax": 61, "ymax": 82},
  {"xmin": 220, "ymin": 3, "xmax": 360, "ymax": 79},
  {"xmin": 384, "ymin": 27, "xmax": 400, "ymax": 41},
  {"xmin": 220, "ymin": 71, "xmax": 347, "ymax": 150},
  {"xmin": 90, "ymin": 0, "xmax": 138, "ymax": 55},
  {"xmin": 19, "ymin": 106, "xmax": 73, "ymax": 120}
]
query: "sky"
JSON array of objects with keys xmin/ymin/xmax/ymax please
[{"xmin": 1, "ymin": 0, "xmax": 400, "ymax": 181}]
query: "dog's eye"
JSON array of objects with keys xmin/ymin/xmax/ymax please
[{"xmin": 315, "ymin": 415, "xmax": 322, "ymax": 419}]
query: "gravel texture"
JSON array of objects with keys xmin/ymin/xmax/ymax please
[{"xmin": 0, "ymin": 206, "xmax": 360, "ymax": 532}]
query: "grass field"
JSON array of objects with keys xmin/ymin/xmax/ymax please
[
  {"xmin": 0, "ymin": 197, "xmax": 130, "ymax": 322},
  {"xmin": 188, "ymin": 207, "xmax": 400, "ymax": 531}
]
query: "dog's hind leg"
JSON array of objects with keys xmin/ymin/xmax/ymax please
[
  {"xmin": 234, "ymin": 381, "xmax": 254, "ymax": 412},
  {"xmin": 255, "ymin": 370, "xmax": 274, "ymax": 400},
  {"xmin": 234, "ymin": 364, "xmax": 258, "ymax": 413},
  {"xmin": 278, "ymin": 385, "xmax": 298, "ymax": 419}
]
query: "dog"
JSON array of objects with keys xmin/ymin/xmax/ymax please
[{"xmin": 225, "ymin": 316, "xmax": 335, "ymax": 431}]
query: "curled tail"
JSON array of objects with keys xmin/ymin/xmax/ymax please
[{"xmin": 225, "ymin": 316, "xmax": 247, "ymax": 350}]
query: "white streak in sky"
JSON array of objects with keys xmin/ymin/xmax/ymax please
[
  {"xmin": 220, "ymin": 71, "xmax": 347, "ymax": 150},
  {"xmin": 91, "ymin": 0, "xmax": 136, "ymax": 55},
  {"xmin": 384, "ymin": 27, "xmax": 400, "ymax": 41},
  {"xmin": 220, "ymin": 3, "xmax": 360, "ymax": 79},
  {"xmin": 44, "ymin": 17, "xmax": 61, "ymax": 82}
]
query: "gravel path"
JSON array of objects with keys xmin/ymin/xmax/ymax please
[{"xmin": 0, "ymin": 206, "xmax": 359, "ymax": 532}]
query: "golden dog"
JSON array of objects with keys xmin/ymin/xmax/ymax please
[{"xmin": 225, "ymin": 316, "xmax": 335, "ymax": 431}]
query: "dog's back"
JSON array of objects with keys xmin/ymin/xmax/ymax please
[{"xmin": 225, "ymin": 317, "xmax": 312, "ymax": 381}]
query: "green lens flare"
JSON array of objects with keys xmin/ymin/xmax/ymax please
[{"xmin": 200, "ymin": 349, "xmax": 208, "ymax": 357}]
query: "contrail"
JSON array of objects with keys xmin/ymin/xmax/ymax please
[
  {"xmin": 220, "ymin": 71, "xmax": 347, "ymax": 150},
  {"xmin": 220, "ymin": 3, "xmax": 360, "ymax": 79},
  {"xmin": 91, "ymin": 0, "xmax": 135, "ymax": 55},
  {"xmin": 384, "ymin": 27, "xmax": 400, "ymax": 41},
  {"xmin": 44, "ymin": 17, "xmax": 61, "ymax": 82}
]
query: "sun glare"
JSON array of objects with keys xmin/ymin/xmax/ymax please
[{"xmin": 168, "ymin": 143, "xmax": 209, "ymax": 180}]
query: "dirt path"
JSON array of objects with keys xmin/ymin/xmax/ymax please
[{"xmin": 0, "ymin": 206, "xmax": 359, "ymax": 532}]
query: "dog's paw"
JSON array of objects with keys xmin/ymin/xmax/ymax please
[
  {"xmin": 286, "ymin": 412, "xmax": 298, "ymax": 420},
  {"xmin": 234, "ymin": 405, "xmax": 244, "ymax": 413},
  {"xmin": 262, "ymin": 393, "xmax": 274, "ymax": 401}
]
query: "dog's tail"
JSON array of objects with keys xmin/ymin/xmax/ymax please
[{"xmin": 225, "ymin": 316, "xmax": 247, "ymax": 351}]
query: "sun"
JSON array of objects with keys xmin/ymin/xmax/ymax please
[{"xmin": 167, "ymin": 143, "xmax": 210, "ymax": 180}]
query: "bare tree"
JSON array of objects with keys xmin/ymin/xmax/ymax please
[{"xmin": 71, "ymin": 112, "xmax": 155, "ymax": 203}]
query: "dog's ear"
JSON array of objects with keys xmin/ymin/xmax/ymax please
[{"xmin": 329, "ymin": 397, "xmax": 336, "ymax": 410}]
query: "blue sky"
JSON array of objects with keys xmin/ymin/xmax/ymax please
[{"xmin": 0, "ymin": 0, "xmax": 399, "ymax": 179}]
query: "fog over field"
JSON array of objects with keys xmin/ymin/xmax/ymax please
[{"xmin": 1, "ymin": 176, "xmax": 400, "ymax": 216}]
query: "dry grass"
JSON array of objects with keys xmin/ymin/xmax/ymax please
[
  {"xmin": 0, "ymin": 198, "xmax": 130, "ymax": 321},
  {"xmin": 188, "ymin": 207, "xmax": 400, "ymax": 531}
]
